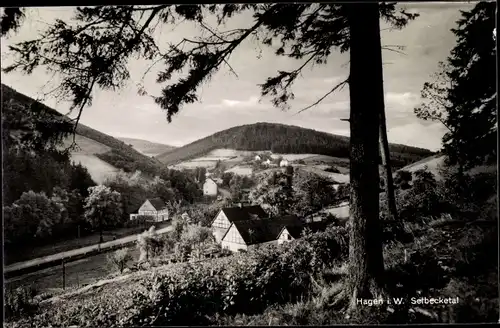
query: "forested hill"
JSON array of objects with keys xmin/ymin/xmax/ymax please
[
  {"xmin": 156, "ymin": 122, "xmax": 435, "ymax": 167},
  {"xmin": 117, "ymin": 137, "xmax": 176, "ymax": 157},
  {"xmin": 1, "ymin": 84, "xmax": 163, "ymax": 176}
]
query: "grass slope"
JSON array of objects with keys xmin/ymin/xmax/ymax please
[
  {"xmin": 117, "ymin": 137, "xmax": 176, "ymax": 157},
  {"xmin": 156, "ymin": 122, "xmax": 434, "ymax": 168},
  {"xmin": 2, "ymin": 84, "xmax": 163, "ymax": 178}
]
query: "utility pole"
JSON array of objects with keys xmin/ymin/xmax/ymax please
[{"xmin": 62, "ymin": 259, "xmax": 66, "ymax": 290}]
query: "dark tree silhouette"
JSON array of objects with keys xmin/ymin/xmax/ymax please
[
  {"xmin": 345, "ymin": 3, "xmax": 386, "ymax": 311},
  {"xmin": 1, "ymin": 8, "xmax": 25, "ymax": 36},
  {"xmin": 2, "ymin": 3, "xmax": 418, "ymax": 310},
  {"xmin": 415, "ymin": 1, "xmax": 496, "ymax": 170}
]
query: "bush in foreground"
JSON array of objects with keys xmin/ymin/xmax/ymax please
[
  {"xmin": 107, "ymin": 248, "xmax": 133, "ymax": 273},
  {"xmin": 7, "ymin": 225, "xmax": 348, "ymax": 327},
  {"xmin": 4, "ymin": 286, "xmax": 39, "ymax": 322}
]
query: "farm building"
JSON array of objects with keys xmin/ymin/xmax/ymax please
[
  {"xmin": 130, "ymin": 198, "xmax": 169, "ymax": 222},
  {"xmin": 276, "ymin": 221, "xmax": 330, "ymax": 245},
  {"xmin": 255, "ymin": 155, "xmax": 261, "ymax": 161},
  {"xmin": 210, "ymin": 205, "xmax": 268, "ymax": 242},
  {"xmin": 263, "ymin": 159, "xmax": 271, "ymax": 166},
  {"xmin": 203, "ymin": 178, "xmax": 218, "ymax": 196},
  {"xmin": 279, "ymin": 159, "xmax": 289, "ymax": 167},
  {"xmin": 220, "ymin": 215, "xmax": 303, "ymax": 252}
]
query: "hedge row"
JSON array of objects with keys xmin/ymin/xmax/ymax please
[{"xmin": 8, "ymin": 226, "xmax": 348, "ymax": 327}]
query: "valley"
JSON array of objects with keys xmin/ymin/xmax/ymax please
[
  {"xmin": 2, "ymin": 2, "xmax": 497, "ymax": 325},
  {"xmin": 117, "ymin": 137, "xmax": 176, "ymax": 157}
]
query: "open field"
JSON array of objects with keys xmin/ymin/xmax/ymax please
[
  {"xmin": 295, "ymin": 164, "xmax": 350, "ymax": 183},
  {"xmin": 170, "ymin": 148, "xmax": 347, "ymax": 174},
  {"xmin": 270, "ymin": 153, "xmax": 318, "ymax": 161},
  {"xmin": 60, "ymin": 134, "xmax": 121, "ymax": 183},
  {"xmin": 296, "ymin": 154, "xmax": 350, "ymax": 166},
  {"xmin": 400, "ymin": 154, "xmax": 446, "ymax": 178},
  {"xmin": 71, "ymin": 154, "xmax": 120, "ymax": 184},
  {"xmin": 117, "ymin": 137, "xmax": 176, "ymax": 157},
  {"xmin": 170, "ymin": 160, "xmax": 219, "ymax": 170},
  {"xmin": 321, "ymin": 202, "xmax": 350, "ymax": 219},
  {"xmin": 5, "ymin": 221, "xmax": 171, "ymax": 265},
  {"xmin": 169, "ymin": 148, "xmax": 252, "ymax": 170},
  {"xmin": 5, "ymin": 224, "xmax": 173, "ymax": 279},
  {"xmin": 5, "ymin": 245, "xmax": 140, "ymax": 294},
  {"xmin": 224, "ymin": 165, "xmax": 253, "ymax": 176}
]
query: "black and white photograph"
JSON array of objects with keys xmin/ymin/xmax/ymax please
[{"xmin": 1, "ymin": 2, "xmax": 498, "ymax": 326}]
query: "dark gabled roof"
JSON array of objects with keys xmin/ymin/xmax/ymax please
[
  {"xmin": 225, "ymin": 214, "xmax": 303, "ymax": 245},
  {"xmin": 281, "ymin": 220, "xmax": 330, "ymax": 239},
  {"xmin": 221, "ymin": 205, "xmax": 268, "ymax": 223},
  {"xmin": 204, "ymin": 178, "xmax": 217, "ymax": 184},
  {"xmin": 148, "ymin": 198, "xmax": 167, "ymax": 210}
]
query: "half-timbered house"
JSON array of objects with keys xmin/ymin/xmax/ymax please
[{"xmin": 210, "ymin": 205, "xmax": 267, "ymax": 242}]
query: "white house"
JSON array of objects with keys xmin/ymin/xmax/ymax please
[
  {"xmin": 220, "ymin": 215, "xmax": 303, "ymax": 252},
  {"xmin": 263, "ymin": 159, "xmax": 271, "ymax": 166},
  {"xmin": 276, "ymin": 220, "xmax": 330, "ymax": 245},
  {"xmin": 279, "ymin": 159, "xmax": 289, "ymax": 167},
  {"xmin": 203, "ymin": 178, "xmax": 218, "ymax": 196},
  {"xmin": 130, "ymin": 198, "xmax": 169, "ymax": 222},
  {"xmin": 210, "ymin": 205, "xmax": 267, "ymax": 242},
  {"xmin": 254, "ymin": 155, "xmax": 261, "ymax": 161}
]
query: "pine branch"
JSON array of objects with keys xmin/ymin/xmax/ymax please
[{"xmin": 295, "ymin": 77, "xmax": 349, "ymax": 114}]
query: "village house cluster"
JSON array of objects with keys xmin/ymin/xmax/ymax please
[
  {"xmin": 129, "ymin": 199, "xmax": 332, "ymax": 252},
  {"xmin": 210, "ymin": 204, "xmax": 330, "ymax": 252}
]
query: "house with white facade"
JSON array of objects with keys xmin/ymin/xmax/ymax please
[
  {"xmin": 279, "ymin": 159, "xmax": 289, "ymax": 167},
  {"xmin": 130, "ymin": 198, "xmax": 169, "ymax": 222},
  {"xmin": 254, "ymin": 155, "xmax": 261, "ymax": 161},
  {"xmin": 276, "ymin": 220, "xmax": 330, "ymax": 245},
  {"xmin": 220, "ymin": 215, "xmax": 303, "ymax": 252},
  {"xmin": 210, "ymin": 205, "xmax": 267, "ymax": 242},
  {"xmin": 263, "ymin": 159, "xmax": 272, "ymax": 166},
  {"xmin": 203, "ymin": 178, "xmax": 218, "ymax": 196}
]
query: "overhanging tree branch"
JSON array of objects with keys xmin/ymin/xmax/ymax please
[{"xmin": 295, "ymin": 77, "xmax": 349, "ymax": 114}]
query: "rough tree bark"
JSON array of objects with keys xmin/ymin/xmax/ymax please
[
  {"xmin": 379, "ymin": 109, "xmax": 399, "ymax": 221},
  {"xmin": 346, "ymin": 3, "xmax": 386, "ymax": 311}
]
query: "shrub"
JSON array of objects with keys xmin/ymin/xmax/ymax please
[
  {"xmin": 136, "ymin": 226, "xmax": 163, "ymax": 263},
  {"xmin": 107, "ymin": 248, "xmax": 133, "ymax": 273},
  {"xmin": 4, "ymin": 286, "xmax": 39, "ymax": 321},
  {"xmin": 394, "ymin": 170, "xmax": 413, "ymax": 186},
  {"xmin": 397, "ymin": 170, "xmax": 448, "ymax": 221},
  {"xmin": 439, "ymin": 171, "xmax": 497, "ymax": 218},
  {"xmin": 6, "ymin": 226, "xmax": 351, "ymax": 327}
]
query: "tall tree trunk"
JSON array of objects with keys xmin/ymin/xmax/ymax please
[
  {"xmin": 379, "ymin": 109, "xmax": 399, "ymax": 221},
  {"xmin": 346, "ymin": 3, "xmax": 385, "ymax": 311}
]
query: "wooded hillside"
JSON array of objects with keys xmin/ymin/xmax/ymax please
[
  {"xmin": 156, "ymin": 122, "xmax": 434, "ymax": 168},
  {"xmin": 2, "ymin": 84, "xmax": 163, "ymax": 176}
]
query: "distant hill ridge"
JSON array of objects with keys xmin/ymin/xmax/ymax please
[
  {"xmin": 156, "ymin": 122, "xmax": 434, "ymax": 168},
  {"xmin": 117, "ymin": 137, "xmax": 176, "ymax": 157},
  {"xmin": 1, "ymin": 84, "xmax": 162, "ymax": 177}
]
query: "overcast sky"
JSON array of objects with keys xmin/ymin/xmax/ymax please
[{"xmin": 1, "ymin": 3, "xmax": 476, "ymax": 150}]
